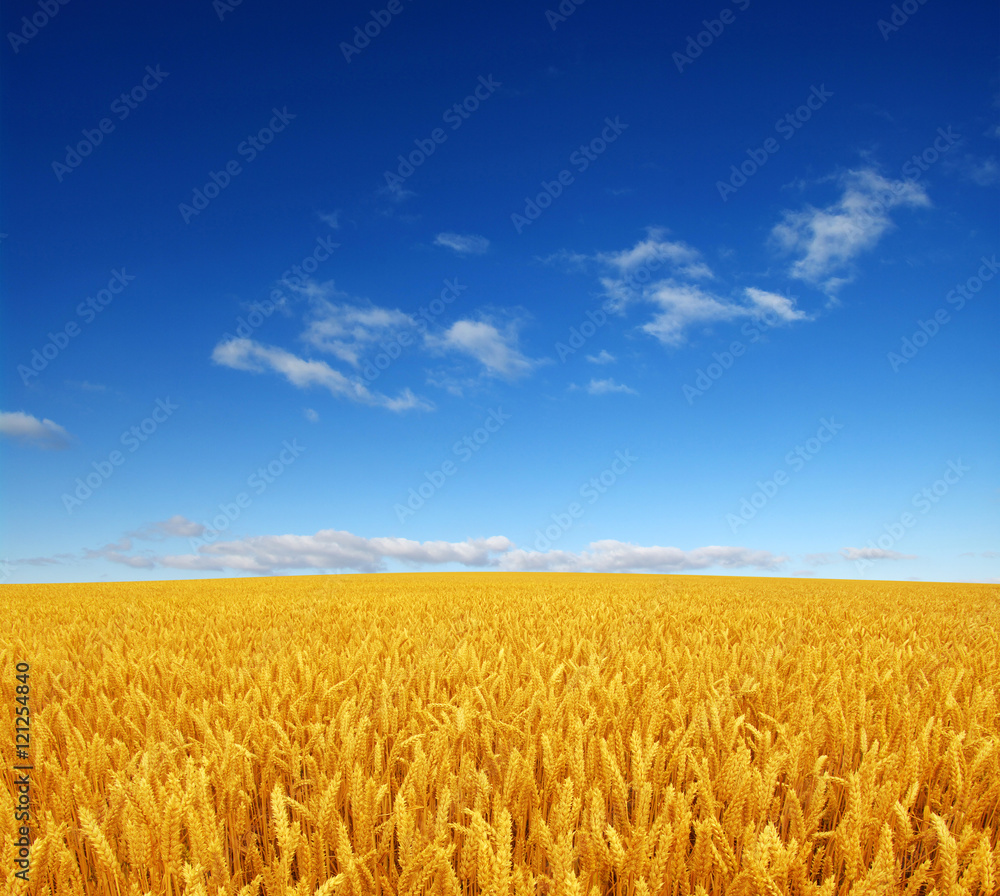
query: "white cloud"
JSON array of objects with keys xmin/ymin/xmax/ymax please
[
  {"xmin": 422, "ymin": 370, "xmax": 480, "ymax": 398},
  {"xmin": 304, "ymin": 408, "xmax": 319, "ymax": 422},
  {"xmin": 771, "ymin": 168, "xmax": 931, "ymax": 291},
  {"xmin": 211, "ymin": 338, "xmax": 432, "ymax": 412},
  {"xmin": 586, "ymin": 349, "xmax": 616, "ymax": 364},
  {"xmin": 840, "ymin": 547, "xmax": 917, "ymax": 562},
  {"xmin": 743, "ymin": 287, "xmax": 809, "ymax": 321},
  {"xmin": 139, "ymin": 515, "xmax": 206, "ymax": 539},
  {"xmin": 376, "ymin": 181, "xmax": 415, "ymax": 203},
  {"xmin": 78, "ymin": 526, "xmax": 789, "ymax": 576},
  {"xmin": 640, "ymin": 282, "xmax": 749, "ymax": 346},
  {"xmin": 597, "ymin": 277, "xmax": 634, "ymax": 314},
  {"xmin": 497, "ymin": 541, "xmax": 788, "ymax": 573},
  {"xmin": 0, "ymin": 411, "xmax": 73, "ymax": 450},
  {"xmin": 297, "ymin": 282, "xmax": 415, "ymax": 367},
  {"xmin": 424, "ymin": 318, "xmax": 548, "ymax": 379},
  {"xmin": 576, "ymin": 230, "xmax": 809, "ymax": 346},
  {"xmin": 595, "ymin": 227, "xmax": 714, "ymax": 281},
  {"xmin": 965, "ymin": 157, "xmax": 1000, "ymax": 186},
  {"xmin": 213, "ymin": 275, "xmax": 547, "ymax": 401},
  {"xmin": 84, "ymin": 543, "xmax": 156, "ymax": 569},
  {"xmin": 803, "ymin": 552, "xmax": 842, "ymax": 566},
  {"xmin": 538, "ymin": 249, "xmax": 591, "ymax": 271},
  {"xmin": 945, "ymin": 154, "xmax": 1000, "ymax": 186},
  {"xmin": 319, "ymin": 210, "xmax": 340, "ymax": 228},
  {"xmin": 586, "ymin": 378, "xmax": 637, "ymax": 396},
  {"xmin": 159, "ymin": 531, "xmax": 516, "ymax": 574},
  {"xmin": 105, "ymin": 516, "xmax": 207, "ymax": 549},
  {"xmin": 21, "ymin": 516, "xmax": 206, "ymax": 572},
  {"xmin": 434, "ymin": 232, "xmax": 490, "ymax": 255}
]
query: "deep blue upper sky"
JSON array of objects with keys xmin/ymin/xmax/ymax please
[{"xmin": 2, "ymin": 0, "xmax": 998, "ymax": 583}]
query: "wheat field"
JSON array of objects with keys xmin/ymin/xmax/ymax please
[{"xmin": 1, "ymin": 573, "xmax": 997, "ymax": 895}]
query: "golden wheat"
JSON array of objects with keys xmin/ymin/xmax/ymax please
[{"xmin": 1, "ymin": 573, "xmax": 998, "ymax": 895}]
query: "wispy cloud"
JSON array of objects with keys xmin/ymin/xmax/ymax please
[
  {"xmin": 23, "ymin": 516, "xmax": 208, "ymax": 572},
  {"xmin": 803, "ymin": 552, "xmax": 842, "ymax": 566},
  {"xmin": 83, "ymin": 542, "xmax": 157, "ymax": 569},
  {"xmin": 304, "ymin": 408, "xmax": 320, "ymax": 422},
  {"xmin": 586, "ymin": 349, "xmax": 616, "ymax": 364},
  {"xmin": 497, "ymin": 541, "xmax": 788, "ymax": 573},
  {"xmin": 571, "ymin": 228, "xmax": 809, "ymax": 346},
  {"xmin": 840, "ymin": 547, "xmax": 917, "ymax": 562},
  {"xmin": 640, "ymin": 282, "xmax": 752, "ymax": 346},
  {"xmin": 212, "ymin": 276, "xmax": 549, "ymax": 403},
  {"xmin": 538, "ymin": 249, "xmax": 591, "ymax": 272},
  {"xmin": 159, "ymin": 531, "xmax": 516, "ymax": 574},
  {"xmin": 743, "ymin": 287, "xmax": 810, "ymax": 321},
  {"xmin": 294, "ymin": 280, "xmax": 415, "ymax": 367},
  {"xmin": 65, "ymin": 380, "xmax": 107, "ymax": 392},
  {"xmin": 211, "ymin": 277, "xmax": 434, "ymax": 411},
  {"xmin": 804, "ymin": 547, "xmax": 918, "ymax": 566},
  {"xmin": 771, "ymin": 168, "xmax": 931, "ymax": 292},
  {"xmin": 434, "ymin": 232, "xmax": 490, "ymax": 255},
  {"xmin": 64, "ymin": 525, "xmax": 789, "ymax": 576},
  {"xmin": 377, "ymin": 181, "xmax": 416, "ymax": 203},
  {"xmin": 595, "ymin": 227, "xmax": 714, "ymax": 280},
  {"xmin": 135, "ymin": 515, "xmax": 206, "ymax": 539},
  {"xmin": 0, "ymin": 411, "xmax": 73, "ymax": 450},
  {"xmin": 945, "ymin": 153, "xmax": 1000, "ymax": 186},
  {"xmin": 17, "ymin": 555, "xmax": 74, "ymax": 567},
  {"xmin": 212, "ymin": 338, "xmax": 432, "ymax": 411},
  {"xmin": 586, "ymin": 377, "xmax": 637, "ymax": 396},
  {"xmin": 424, "ymin": 317, "xmax": 549, "ymax": 380},
  {"xmin": 319, "ymin": 210, "xmax": 341, "ymax": 228}
]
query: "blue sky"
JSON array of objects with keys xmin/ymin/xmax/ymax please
[{"xmin": 2, "ymin": 0, "xmax": 997, "ymax": 584}]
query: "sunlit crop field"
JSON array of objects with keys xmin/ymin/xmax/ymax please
[{"xmin": 1, "ymin": 573, "xmax": 998, "ymax": 895}]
